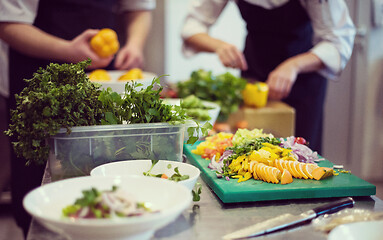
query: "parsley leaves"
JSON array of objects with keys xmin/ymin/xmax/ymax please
[{"xmin": 5, "ymin": 60, "xmax": 209, "ymax": 166}]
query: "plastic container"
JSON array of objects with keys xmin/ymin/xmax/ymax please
[{"xmin": 47, "ymin": 121, "xmax": 194, "ymax": 181}]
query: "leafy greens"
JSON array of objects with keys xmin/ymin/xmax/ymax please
[
  {"xmin": 177, "ymin": 69, "xmax": 247, "ymax": 121},
  {"xmin": 5, "ymin": 60, "xmax": 210, "ymax": 167}
]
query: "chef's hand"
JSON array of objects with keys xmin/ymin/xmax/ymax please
[
  {"xmin": 266, "ymin": 59, "xmax": 298, "ymax": 100},
  {"xmin": 216, "ymin": 42, "xmax": 248, "ymax": 71},
  {"xmin": 114, "ymin": 43, "xmax": 144, "ymax": 70},
  {"xmin": 67, "ymin": 29, "xmax": 113, "ymax": 70}
]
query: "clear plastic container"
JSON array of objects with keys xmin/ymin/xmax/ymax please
[{"xmin": 48, "ymin": 121, "xmax": 194, "ymax": 181}]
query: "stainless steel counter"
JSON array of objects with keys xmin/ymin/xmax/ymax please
[{"xmin": 27, "ymin": 164, "xmax": 383, "ymax": 240}]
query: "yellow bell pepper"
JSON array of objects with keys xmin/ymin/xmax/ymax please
[
  {"xmin": 88, "ymin": 69, "xmax": 111, "ymax": 81},
  {"xmin": 90, "ymin": 28, "xmax": 120, "ymax": 58},
  {"xmin": 118, "ymin": 68, "xmax": 143, "ymax": 81},
  {"xmin": 242, "ymin": 82, "xmax": 269, "ymax": 108}
]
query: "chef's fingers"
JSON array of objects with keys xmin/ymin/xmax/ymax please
[
  {"xmin": 238, "ymin": 53, "xmax": 248, "ymax": 71},
  {"xmin": 82, "ymin": 29, "xmax": 100, "ymax": 40},
  {"xmin": 269, "ymin": 77, "xmax": 295, "ymax": 100},
  {"xmin": 216, "ymin": 43, "xmax": 245, "ymax": 69},
  {"xmin": 232, "ymin": 50, "xmax": 248, "ymax": 70},
  {"xmin": 114, "ymin": 51, "xmax": 130, "ymax": 69},
  {"xmin": 267, "ymin": 77, "xmax": 282, "ymax": 100},
  {"xmin": 88, "ymin": 56, "xmax": 113, "ymax": 70},
  {"xmin": 267, "ymin": 74, "xmax": 290, "ymax": 100}
]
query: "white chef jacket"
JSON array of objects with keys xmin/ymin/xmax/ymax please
[
  {"xmin": 182, "ymin": 0, "xmax": 356, "ymax": 80},
  {"xmin": 0, "ymin": 0, "xmax": 156, "ymax": 98}
]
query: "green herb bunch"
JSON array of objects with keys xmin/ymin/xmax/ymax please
[
  {"xmin": 98, "ymin": 77, "xmax": 189, "ymax": 125},
  {"xmin": 6, "ymin": 60, "xmax": 104, "ymax": 165},
  {"xmin": 6, "ymin": 60, "xmax": 210, "ymax": 167},
  {"xmin": 176, "ymin": 69, "xmax": 247, "ymax": 121}
]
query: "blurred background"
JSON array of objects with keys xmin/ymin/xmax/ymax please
[{"xmin": 142, "ymin": 0, "xmax": 383, "ymax": 182}]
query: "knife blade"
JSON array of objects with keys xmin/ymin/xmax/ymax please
[{"xmin": 223, "ymin": 197, "xmax": 355, "ymax": 240}]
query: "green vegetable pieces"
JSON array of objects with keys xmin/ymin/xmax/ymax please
[
  {"xmin": 181, "ymin": 95, "xmax": 213, "ymax": 121},
  {"xmin": 177, "ymin": 70, "xmax": 247, "ymax": 121}
]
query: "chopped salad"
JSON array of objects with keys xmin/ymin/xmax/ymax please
[
  {"xmin": 62, "ymin": 186, "xmax": 153, "ymax": 219},
  {"xmin": 192, "ymin": 128, "xmax": 324, "ymax": 184}
]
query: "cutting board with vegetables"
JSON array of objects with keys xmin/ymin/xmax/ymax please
[{"xmin": 184, "ymin": 142, "xmax": 376, "ymax": 203}]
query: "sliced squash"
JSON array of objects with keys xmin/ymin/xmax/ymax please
[
  {"xmin": 295, "ymin": 162, "xmax": 309, "ymax": 179},
  {"xmin": 287, "ymin": 161, "xmax": 301, "ymax": 178},
  {"xmin": 303, "ymin": 163, "xmax": 319, "ymax": 179},
  {"xmin": 275, "ymin": 159, "xmax": 284, "ymax": 172},
  {"xmin": 280, "ymin": 169, "xmax": 293, "ymax": 184},
  {"xmin": 312, "ymin": 167, "xmax": 334, "ymax": 180}
]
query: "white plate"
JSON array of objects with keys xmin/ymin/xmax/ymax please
[
  {"xmin": 90, "ymin": 70, "xmax": 157, "ymax": 93},
  {"xmin": 23, "ymin": 175, "xmax": 191, "ymax": 240},
  {"xmin": 91, "ymin": 160, "xmax": 200, "ymax": 191},
  {"xmin": 328, "ymin": 220, "xmax": 383, "ymax": 240}
]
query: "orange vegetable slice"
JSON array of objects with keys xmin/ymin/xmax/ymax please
[
  {"xmin": 312, "ymin": 167, "xmax": 334, "ymax": 180},
  {"xmin": 295, "ymin": 162, "xmax": 308, "ymax": 179},
  {"xmin": 281, "ymin": 160, "xmax": 289, "ymax": 172},
  {"xmin": 303, "ymin": 163, "xmax": 319, "ymax": 179},
  {"xmin": 287, "ymin": 161, "xmax": 300, "ymax": 178},
  {"xmin": 252, "ymin": 170, "xmax": 259, "ymax": 180},
  {"xmin": 280, "ymin": 169, "xmax": 293, "ymax": 184},
  {"xmin": 259, "ymin": 164, "xmax": 269, "ymax": 182},
  {"xmin": 260, "ymin": 164, "xmax": 270, "ymax": 182},
  {"xmin": 161, "ymin": 174, "xmax": 168, "ymax": 179},
  {"xmin": 269, "ymin": 167, "xmax": 281, "ymax": 184},
  {"xmin": 275, "ymin": 159, "xmax": 284, "ymax": 172}
]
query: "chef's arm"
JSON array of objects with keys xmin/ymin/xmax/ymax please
[
  {"xmin": 0, "ymin": 22, "xmax": 112, "ymax": 69},
  {"xmin": 0, "ymin": 22, "xmax": 69, "ymax": 60},
  {"xmin": 114, "ymin": 10, "xmax": 152, "ymax": 69},
  {"xmin": 282, "ymin": 52, "xmax": 325, "ymax": 74},
  {"xmin": 185, "ymin": 33, "xmax": 248, "ymax": 70}
]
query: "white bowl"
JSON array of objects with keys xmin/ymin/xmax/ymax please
[
  {"xmin": 163, "ymin": 98, "xmax": 220, "ymax": 141},
  {"xmin": 328, "ymin": 220, "xmax": 383, "ymax": 240},
  {"xmin": 90, "ymin": 70, "xmax": 157, "ymax": 93},
  {"xmin": 91, "ymin": 160, "xmax": 200, "ymax": 191},
  {"xmin": 23, "ymin": 175, "xmax": 191, "ymax": 240},
  {"xmin": 163, "ymin": 98, "xmax": 220, "ymax": 127}
]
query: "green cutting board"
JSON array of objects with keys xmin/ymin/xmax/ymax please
[{"xmin": 184, "ymin": 142, "xmax": 376, "ymax": 203}]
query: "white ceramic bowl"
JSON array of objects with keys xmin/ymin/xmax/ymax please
[
  {"xmin": 91, "ymin": 160, "xmax": 200, "ymax": 191},
  {"xmin": 163, "ymin": 98, "xmax": 220, "ymax": 127},
  {"xmin": 328, "ymin": 220, "xmax": 383, "ymax": 240},
  {"xmin": 90, "ymin": 70, "xmax": 157, "ymax": 93},
  {"xmin": 23, "ymin": 175, "xmax": 191, "ymax": 240}
]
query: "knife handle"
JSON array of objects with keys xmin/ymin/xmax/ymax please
[{"xmin": 312, "ymin": 197, "xmax": 355, "ymax": 216}]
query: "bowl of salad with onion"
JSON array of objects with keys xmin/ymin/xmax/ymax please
[
  {"xmin": 23, "ymin": 175, "xmax": 191, "ymax": 240},
  {"xmin": 91, "ymin": 159, "xmax": 200, "ymax": 191}
]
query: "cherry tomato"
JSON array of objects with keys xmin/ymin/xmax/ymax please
[{"xmin": 294, "ymin": 137, "xmax": 307, "ymax": 145}]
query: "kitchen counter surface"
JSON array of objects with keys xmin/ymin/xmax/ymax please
[{"xmin": 27, "ymin": 160, "xmax": 383, "ymax": 240}]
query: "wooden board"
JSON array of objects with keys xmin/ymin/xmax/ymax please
[{"xmin": 184, "ymin": 143, "xmax": 376, "ymax": 203}]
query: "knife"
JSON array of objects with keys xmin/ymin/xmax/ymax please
[{"xmin": 223, "ymin": 197, "xmax": 355, "ymax": 240}]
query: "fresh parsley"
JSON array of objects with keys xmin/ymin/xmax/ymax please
[{"xmin": 5, "ymin": 60, "xmax": 211, "ymax": 167}]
